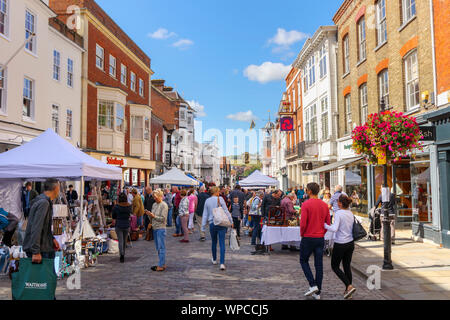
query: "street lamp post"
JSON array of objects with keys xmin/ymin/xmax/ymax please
[{"xmin": 379, "ymin": 98, "xmax": 394, "ymax": 270}]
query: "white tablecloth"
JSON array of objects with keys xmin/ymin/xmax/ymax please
[{"xmin": 261, "ymin": 226, "xmax": 302, "ymax": 246}]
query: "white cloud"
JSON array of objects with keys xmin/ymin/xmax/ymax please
[
  {"xmin": 148, "ymin": 28, "xmax": 176, "ymax": 39},
  {"xmin": 172, "ymin": 39, "xmax": 194, "ymax": 49},
  {"xmin": 187, "ymin": 100, "xmax": 206, "ymax": 117},
  {"xmin": 243, "ymin": 61, "xmax": 291, "ymax": 84},
  {"xmin": 226, "ymin": 110, "xmax": 259, "ymax": 123},
  {"xmin": 268, "ymin": 28, "xmax": 308, "ymax": 47}
]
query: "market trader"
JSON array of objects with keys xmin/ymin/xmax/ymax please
[{"xmin": 23, "ymin": 178, "xmax": 61, "ymax": 264}]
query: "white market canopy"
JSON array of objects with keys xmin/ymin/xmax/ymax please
[
  {"xmin": 150, "ymin": 167, "xmax": 199, "ymax": 186},
  {"xmin": 0, "ymin": 129, "xmax": 122, "ymax": 181},
  {"xmin": 238, "ymin": 170, "xmax": 279, "ymax": 188}
]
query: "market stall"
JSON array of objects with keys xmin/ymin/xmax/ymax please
[
  {"xmin": 261, "ymin": 225, "xmax": 301, "ymax": 246},
  {"xmin": 238, "ymin": 170, "xmax": 279, "ymax": 189},
  {"xmin": 150, "ymin": 167, "xmax": 199, "ymax": 186},
  {"xmin": 0, "ymin": 129, "xmax": 122, "ymax": 276}
]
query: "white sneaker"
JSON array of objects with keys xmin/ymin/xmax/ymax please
[
  {"xmin": 304, "ymin": 286, "xmax": 319, "ymax": 297},
  {"xmin": 211, "ymin": 259, "xmax": 218, "ymax": 265},
  {"xmin": 220, "ymin": 264, "xmax": 226, "ymax": 270},
  {"xmin": 311, "ymin": 293, "xmax": 321, "ymax": 300}
]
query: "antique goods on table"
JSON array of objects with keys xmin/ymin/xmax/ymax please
[{"xmin": 267, "ymin": 206, "xmax": 287, "ymax": 226}]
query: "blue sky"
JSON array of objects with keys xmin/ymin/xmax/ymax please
[{"xmin": 96, "ymin": 0, "xmax": 342, "ymax": 156}]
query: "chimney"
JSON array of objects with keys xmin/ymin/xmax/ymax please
[
  {"xmin": 151, "ymin": 79, "xmax": 165, "ymax": 91},
  {"xmin": 163, "ymin": 86, "xmax": 173, "ymax": 92}
]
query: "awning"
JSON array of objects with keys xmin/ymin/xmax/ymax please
[{"xmin": 310, "ymin": 157, "xmax": 363, "ymax": 174}]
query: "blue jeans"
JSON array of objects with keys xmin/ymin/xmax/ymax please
[
  {"xmin": 243, "ymin": 214, "xmax": 249, "ymax": 227},
  {"xmin": 153, "ymin": 229, "xmax": 166, "ymax": 267},
  {"xmin": 209, "ymin": 223, "xmax": 227, "ymax": 265},
  {"xmin": 136, "ymin": 216, "xmax": 143, "ymax": 228},
  {"xmin": 167, "ymin": 208, "xmax": 173, "ymax": 227},
  {"xmin": 175, "ymin": 215, "xmax": 182, "ymax": 234},
  {"xmin": 300, "ymin": 237, "xmax": 325, "ymax": 294},
  {"xmin": 251, "ymin": 215, "xmax": 262, "ymax": 245}
]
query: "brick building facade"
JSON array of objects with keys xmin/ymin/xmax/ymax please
[{"xmin": 49, "ymin": 0, "xmax": 155, "ymax": 187}]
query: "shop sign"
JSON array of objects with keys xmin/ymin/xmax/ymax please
[
  {"xmin": 302, "ymin": 162, "xmax": 313, "ymax": 171},
  {"xmin": 280, "ymin": 117, "xmax": 294, "ymax": 132},
  {"xmin": 102, "ymin": 156, "xmax": 127, "ymax": 167},
  {"xmin": 419, "ymin": 126, "xmax": 436, "ymax": 142},
  {"xmin": 376, "ymin": 147, "xmax": 387, "ymax": 165}
]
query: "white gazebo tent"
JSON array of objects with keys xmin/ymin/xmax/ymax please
[
  {"xmin": 238, "ymin": 170, "xmax": 279, "ymax": 189},
  {"xmin": 150, "ymin": 167, "xmax": 199, "ymax": 186},
  {"xmin": 0, "ymin": 129, "xmax": 122, "ymax": 229}
]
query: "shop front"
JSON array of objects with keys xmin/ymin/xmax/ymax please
[
  {"xmin": 86, "ymin": 152, "xmax": 156, "ymax": 189},
  {"xmin": 422, "ymin": 106, "xmax": 450, "ymax": 248}
]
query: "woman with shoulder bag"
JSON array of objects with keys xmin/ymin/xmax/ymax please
[
  {"xmin": 201, "ymin": 186, "xmax": 233, "ymax": 270},
  {"xmin": 324, "ymin": 194, "xmax": 357, "ymax": 299},
  {"xmin": 112, "ymin": 193, "xmax": 132, "ymax": 263}
]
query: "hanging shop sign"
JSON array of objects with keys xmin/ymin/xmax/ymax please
[
  {"xmin": 101, "ymin": 156, "xmax": 127, "ymax": 167},
  {"xmin": 280, "ymin": 117, "xmax": 294, "ymax": 132},
  {"xmin": 302, "ymin": 162, "xmax": 313, "ymax": 171},
  {"xmin": 419, "ymin": 126, "xmax": 436, "ymax": 142}
]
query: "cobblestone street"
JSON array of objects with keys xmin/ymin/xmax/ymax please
[{"xmin": 1, "ymin": 227, "xmax": 387, "ymax": 300}]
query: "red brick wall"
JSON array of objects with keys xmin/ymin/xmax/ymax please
[
  {"xmin": 151, "ymin": 87, "xmax": 179, "ymax": 127},
  {"xmin": 87, "ymin": 84, "xmax": 98, "ymax": 149},
  {"xmin": 433, "ymin": 0, "xmax": 450, "ymax": 95},
  {"xmin": 151, "ymin": 116, "xmax": 163, "ymax": 161}
]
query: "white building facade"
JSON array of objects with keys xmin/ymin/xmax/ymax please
[
  {"xmin": 293, "ymin": 26, "xmax": 339, "ymax": 190},
  {"xmin": 0, "ymin": 0, "xmax": 83, "ymax": 153}
]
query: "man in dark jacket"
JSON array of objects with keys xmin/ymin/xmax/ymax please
[
  {"xmin": 23, "ymin": 179, "xmax": 61, "ymax": 264},
  {"xmin": 66, "ymin": 185, "xmax": 78, "ymax": 204},
  {"xmin": 196, "ymin": 186, "xmax": 211, "ymax": 241},
  {"xmin": 22, "ymin": 182, "xmax": 38, "ymax": 218},
  {"xmin": 261, "ymin": 190, "xmax": 282, "ymax": 219}
]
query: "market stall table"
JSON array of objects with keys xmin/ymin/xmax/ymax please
[{"xmin": 261, "ymin": 225, "xmax": 301, "ymax": 246}]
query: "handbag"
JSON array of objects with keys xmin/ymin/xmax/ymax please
[
  {"xmin": 145, "ymin": 223, "xmax": 153, "ymax": 241},
  {"xmin": 352, "ymin": 216, "xmax": 367, "ymax": 241},
  {"xmin": 213, "ymin": 197, "xmax": 232, "ymax": 228},
  {"xmin": 11, "ymin": 258, "xmax": 57, "ymax": 300}
]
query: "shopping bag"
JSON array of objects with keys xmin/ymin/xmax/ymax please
[
  {"xmin": 229, "ymin": 229, "xmax": 240, "ymax": 251},
  {"xmin": 0, "ymin": 246, "xmax": 10, "ymax": 275},
  {"xmin": 352, "ymin": 216, "xmax": 367, "ymax": 241},
  {"xmin": 212, "ymin": 197, "xmax": 232, "ymax": 228},
  {"xmin": 11, "ymin": 258, "xmax": 57, "ymax": 300}
]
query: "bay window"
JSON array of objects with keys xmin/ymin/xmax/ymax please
[
  {"xmin": 404, "ymin": 50, "xmax": 419, "ymax": 110},
  {"xmin": 321, "ymin": 96, "xmax": 329, "ymax": 140},
  {"xmin": 116, "ymin": 104, "xmax": 124, "ymax": 132},
  {"xmin": 144, "ymin": 117, "xmax": 150, "ymax": 140},
  {"xmin": 98, "ymin": 101, "xmax": 114, "ymax": 129},
  {"xmin": 305, "ymin": 104, "xmax": 317, "ymax": 142},
  {"xmin": 319, "ymin": 44, "xmax": 327, "ymax": 78},
  {"xmin": 131, "ymin": 115, "xmax": 143, "ymax": 140}
]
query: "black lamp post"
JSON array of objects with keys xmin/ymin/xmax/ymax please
[{"xmin": 379, "ymin": 98, "xmax": 394, "ymax": 270}]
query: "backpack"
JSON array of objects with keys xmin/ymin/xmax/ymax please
[{"xmin": 0, "ymin": 208, "xmax": 9, "ymax": 231}]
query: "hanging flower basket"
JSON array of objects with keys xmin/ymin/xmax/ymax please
[{"xmin": 351, "ymin": 110, "xmax": 424, "ymax": 165}]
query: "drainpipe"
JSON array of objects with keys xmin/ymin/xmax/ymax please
[{"xmin": 429, "ymin": 0, "xmax": 438, "ymax": 107}]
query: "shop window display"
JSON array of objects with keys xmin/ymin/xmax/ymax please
[
  {"xmin": 345, "ymin": 164, "xmax": 368, "ymax": 216},
  {"xmin": 411, "ymin": 158, "xmax": 432, "ymax": 222}
]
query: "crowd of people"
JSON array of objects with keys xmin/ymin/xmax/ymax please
[{"xmin": 12, "ymin": 178, "xmax": 365, "ymax": 300}]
